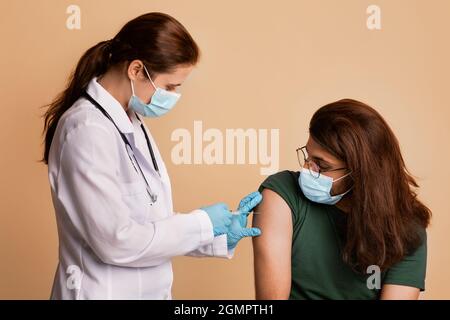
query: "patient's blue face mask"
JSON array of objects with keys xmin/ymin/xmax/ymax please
[
  {"xmin": 298, "ymin": 168, "xmax": 352, "ymax": 205},
  {"xmin": 128, "ymin": 65, "xmax": 181, "ymax": 117}
]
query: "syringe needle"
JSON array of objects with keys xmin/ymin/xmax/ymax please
[{"xmin": 230, "ymin": 211, "xmax": 262, "ymax": 215}]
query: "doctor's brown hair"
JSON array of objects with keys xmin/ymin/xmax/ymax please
[
  {"xmin": 42, "ymin": 12, "xmax": 200, "ymax": 163},
  {"xmin": 309, "ymin": 99, "xmax": 431, "ymax": 272}
]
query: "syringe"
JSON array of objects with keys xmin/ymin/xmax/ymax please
[{"xmin": 230, "ymin": 210, "xmax": 261, "ymax": 215}]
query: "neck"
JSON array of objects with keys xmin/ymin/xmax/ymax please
[{"xmin": 97, "ymin": 67, "xmax": 130, "ymax": 112}]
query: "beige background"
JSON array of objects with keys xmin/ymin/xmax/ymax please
[{"xmin": 1, "ymin": 0, "xmax": 449, "ymax": 299}]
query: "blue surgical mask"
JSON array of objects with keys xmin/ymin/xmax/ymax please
[
  {"xmin": 298, "ymin": 168, "xmax": 352, "ymax": 205},
  {"xmin": 128, "ymin": 65, "xmax": 181, "ymax": 117}
]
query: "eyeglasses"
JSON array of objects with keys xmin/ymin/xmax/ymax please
[{"xmin": 296, "ymin": 146, "xmax": 348, "ymax": 179}]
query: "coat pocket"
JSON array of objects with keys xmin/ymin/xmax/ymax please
[{"xmin": 118, "ymin": 181, "xmax": 150, "ymax": 224}]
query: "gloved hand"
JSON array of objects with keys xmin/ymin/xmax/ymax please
[
  {"xmin": 201, "ymin": 203, "xmax": 233, "ymax": 237},
  {"xmin": 235, "ymin": 191, "xmax": 263, "ymax": 228},
  {"xmin": 227, "ymin": 216, "xmax": 261, "ymax": 249},
  {"xmin": 227, "ymin": 191, "xmax": 263, "ymax": 249}
]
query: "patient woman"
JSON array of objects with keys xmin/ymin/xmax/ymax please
[{"xmin": 253, "ymin": 99, "xmax": 431, "ymax": 300}]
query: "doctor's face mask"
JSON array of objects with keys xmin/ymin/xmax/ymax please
[{"xmin": 128, "ymin": 65, "xmax": 181, "ymax": 117}]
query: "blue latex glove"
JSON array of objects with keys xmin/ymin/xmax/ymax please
[
  {"xmin": 235, "ymin": 191, "xmax": 263, "ymax": 228},
  {"xmin": 227, "ymin": 217, "xmax": 261, "ymax": 249},
  {"xmin": 201, "ymin": 203, "xmax": 233, "ymax": 237},
  {"xmin": 227, "ymin": 191, "xmax": 263, "ymax": 249}
]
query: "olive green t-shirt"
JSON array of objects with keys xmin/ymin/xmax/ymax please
[{"xmin": 258, "ymin": 170, "xmax": 427, "ymax": 300}]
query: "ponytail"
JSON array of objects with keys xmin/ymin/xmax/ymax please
[{"xmin": 41, "ymin": 40, "xmax": 111, "ymax": 163}]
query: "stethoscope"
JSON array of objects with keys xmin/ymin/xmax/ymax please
[{"xmin": 83, "ymin": 92, "xmax": 159, "ymax": 205}]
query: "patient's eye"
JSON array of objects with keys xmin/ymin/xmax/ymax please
[{"xmin": 317, "ymin": 161, "xmax": 330, "ymax": 171}]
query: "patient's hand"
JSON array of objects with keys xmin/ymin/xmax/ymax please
[{"xmin": 252, "ymin": 189, "xmax": 293, "ymax": 300}]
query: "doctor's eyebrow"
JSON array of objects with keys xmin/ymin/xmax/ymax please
[{"xmin": 166, "ymin": 84, "xmax": 182, "ymax": 91}]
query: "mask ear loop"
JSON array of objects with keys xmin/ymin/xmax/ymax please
[
  {"xmin": 332, "ymin": 171, "xmax": 354, "ymax": 196},
  {"xmin": 130, "ymin": 79, "xmax": 136, "ymax": 96},
  {"xmin": 333, "ymin": 170, "xmax": 352, "ymax": 183},
  {"xmin": 143, "ymin": 64, "xmax": 157, "ymax": 90}
]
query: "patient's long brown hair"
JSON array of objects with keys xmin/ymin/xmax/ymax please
[{"xmin": 309, "ymin": 99, "xmax": 431, "ymax": 272}]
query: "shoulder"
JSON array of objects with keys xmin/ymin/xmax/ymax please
[
  {"xmin": 262, "ymin": 170, "xmax": 298, "ymax": 183},
  {"xmin": 258, "ymin": 170, "xmax": 308, "ymax": 220},
  {"xmin": 61, "ymin": 97, "xmax": 111, "ymax": 132},
  {"xmin": 49, "ymin": 97, "xmax": 121, "ymax": 163},
  {"xmin": 55, "ymin": 97, "xmax": 118, "ymax": 146}
]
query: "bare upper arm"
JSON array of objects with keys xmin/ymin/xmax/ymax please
[
  {"xmin": 252, "ymin": 188, "xmax": 293, "ymax": 300},
  {"xmin": 380, "ymin": 284, "xmax": 420, "ymax": 300}
]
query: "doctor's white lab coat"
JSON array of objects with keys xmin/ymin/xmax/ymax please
[{"xmin": 47, "ymin": 77, "xmax": 232, "ymax": 300}]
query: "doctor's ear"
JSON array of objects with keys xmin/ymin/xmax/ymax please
[{"xmin": 127, "ymin": 60, "xmax": 146, "ymax": 81}]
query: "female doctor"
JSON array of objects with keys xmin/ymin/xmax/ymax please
[{"xmin": 42, "ymin": 12, "xmax": 262, "ymax": 299}]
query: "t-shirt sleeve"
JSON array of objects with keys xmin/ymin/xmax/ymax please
[
  {"xmin": 258, "ymin": 170, "xmax": 304, "ymax": 227},
  {"xmin": 382, "ymin": 229, "xmax": 427, "ymax": 291}
]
